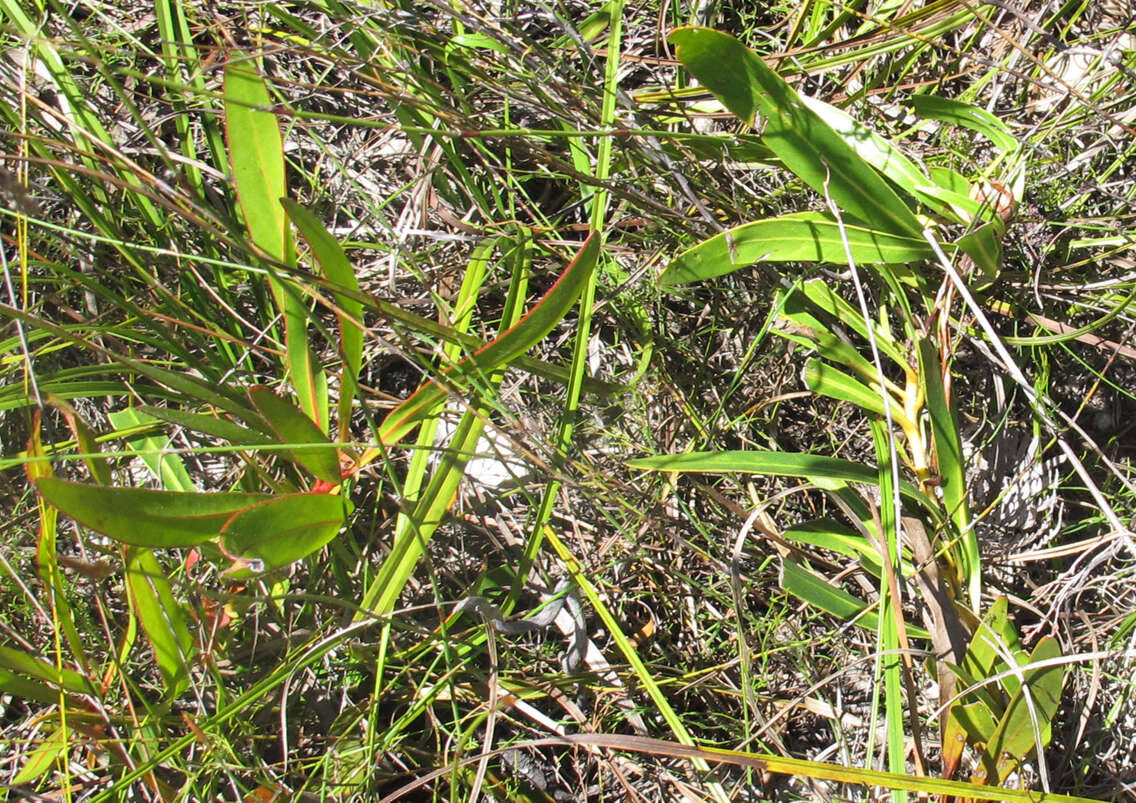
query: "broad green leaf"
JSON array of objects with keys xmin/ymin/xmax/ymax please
[
  {"xmin": 628, "ymin": 449, "xmax": 935, "ymax": 511},
  {"xmin": 980, "ymin": 637, "xmax": 1065, "ymax": 786},
  {"xmin": 781, "ymin": 558, "xmax": 930, "ymax": 639},
  {"xmin": 35, "ymin": 477, "xmax": 270, "ymax": 548},
  {"xmin": 282, "ymin": 199, "xmax": 365, "ymax": 443},
  {"xmin": 662, "ymin": 212, "xmax": 929, "ymax": 286},
  {"xmin": 669, "ymin": 27, "xmax": 922, "ymax": 237},
  {"xmin": 125, "ymin": 547, "xmax": 193, "ymax": 698},
  {"xmin": 138, "ymin": 406, "xmax": 275, "ymax": 448},
  {"xmin": 248, "ymin": 386, "xmax": 341, "ymax": 484},
  {"xmin": 956, "ymin": 221, "xmax": 1003, "ymax": 289},
  {"xmin": 908, "ymin": 95, "xmax": 1018, "ymax": 155},
  {"xmin": 377, "ymin": 232, "xmax": 601, "ymax": 447},
  {"xmin": 220, "ymin": 492, "xmax": 352, "ymax": 573},
  {"xmin": 224, "ymin": 61, "xmax": 287, "ymax": 263}
]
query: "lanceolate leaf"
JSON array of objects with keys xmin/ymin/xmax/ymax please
[
  {"xmin": 219, "ymin": 493, "xmax": 352, "ymax": 573},
  {"xmin": 248, "ymin": 386, "xmax": 341, "ymax": 484},
  {"xmin": 980, "ymin": 637, "xmax": 1066, "ymax": 786},
  {"xmin": 629, "ymin": 450, "xmax": 935, "ymax": 511},
  {"xmin": 377, "ymin": 232, "xmax": 601, "ymax": 447},
  {"xmin": 662, "ymin": 212, "xmax": 929, "ymax": 286},
  {"xmin": 35, "ymin": 477, "xmax": 271, "ymax": 548},
  {"xmin": 668, "ymin": 27, "xmax": 922, "ymax": 237},
  {"xmin": 224, "ymin": 58, "xmax": 325, "ymax": 431},
  {"xmin": 125, "ymin": 547, "xmax": 194, "ymax": 698},
  {"xmin": 224, "ymin": 60, "xmax": 287, "ymax": 263},
  {"xmin": 283, "ymin": 199, "xmax": 365, "ymax": 442}
]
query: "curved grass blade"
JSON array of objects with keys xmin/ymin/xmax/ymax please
[
  {"xmin": 668, "ymin": 27, "xmax": 922, "ymax": 237},
  {"xmin": 35, "ymin": 477, "xmax": 270, "ymax": 548},
  {"xmin": 907, "ymin": 95, "xmax": 1018, "ymax": 155},
  {"xmin": 375, "ymin": 232, "xmax": 600, "ymax": 448},
  {"xmin": 662, "ymin": 212, "xmax": 929, "ymax": 286}
]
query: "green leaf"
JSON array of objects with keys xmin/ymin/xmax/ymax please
[
  {"xmin": 781, "ymin": 557, "xmax": 930, "ymax": 639},
  {"xmin": 956, "ymin": 221, "xmax": 1004, "ymax": 289},
  {"xmin": 138, "ymin": 406, "xmax": 275, "ymax": 448},
  {"xmin": 12, "ymin": 724, "xmax": 69, "ymax": 786},
  {"xmin": 805, "ymin": 359, "xmax": 910, "ymax": 428},
  {"xmin": 980, "ymin": 637, "xmax": 1066, "ymax": 786},
  {"xmin": 219, "ymin": 492, "xmax": 351, "ymax": 574},
  {"xmin": 628, "ymin": 449, "xmax": 935, "ymax": 510},
  {"xmin": 224, "ymin": 61, "xmax": 287, "ymax": 263},
  {"xmin": 916, "ymin": 338, "xmax": 978, "ymax": 610},
  {"xmin": 35, "ymin": 477, "xmax": 270, "ymax": 548},
  {"xmin": 125, "ymin": 547, "xmax": 194, "ymax": 698},
  {"xmin": 0, "ymin": 644, "xmax": 92, "ymax": 697},
  {"xmin": 662, "ymin": 212, "xmax": 929, "ymax": 286},
  {"xmin": 668, "ymin": 27, "xmax": 922, "ymax": 237},
  {"xmin": 784, "ymin": 518, "xmax": 885, "ymax": 577},
  {"xmin": 798, "ymin": 280, "xmax": 909, "ymax": 368},
  {"xmin": 283, "ymin": 199, "xmax": 365, "ymax": 442},
  {"xmin": 378, "ymin": 232, "xmax": 601, "ymax": 446},
  {"xmin": 108, "ymin": 408, "xmax": 196, "ymax": 493},
  {"xmin": 247, "ymin": 386, "xmax": 341, "ymax": 484},
  {"xmin": 908, "ymin": 95, "xmax": 1018, "ymax": 155},
  {"xmin": 225, "ymin": 59, "xmax": 325, "ymax": 431}
]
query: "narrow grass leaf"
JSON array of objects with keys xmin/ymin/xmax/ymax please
[
  {"xmin": 124, "ymin": 547, "xmax": 193, "ymax": 698},
  {"xmin": 377, "ymin": 232, "xmax": 600, "ymax": 447},
  {"xmin": 35, "ymin": 477, "xmax": 270, "ymax": 548},
  {"xmin": 662, "ymin": 212, "xmax": 929, "ymax": 285},
  {"xmin": 248, "ymin": 386, "xmax": 341, "ymax": 484},
  {"xmin": 798, "ymin": 280, "xmax": 909, "ymax": 369},
  {"xmin": 629, "ymin": 450, "xmax": 936, "ymax": 511},
  {"xmin": 669, "ymin": 27, "xmax": 923, "ymax": 236},
  {"xmin": 219, "ymin": 493, "xmax": 351, "ymax": 574}
]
